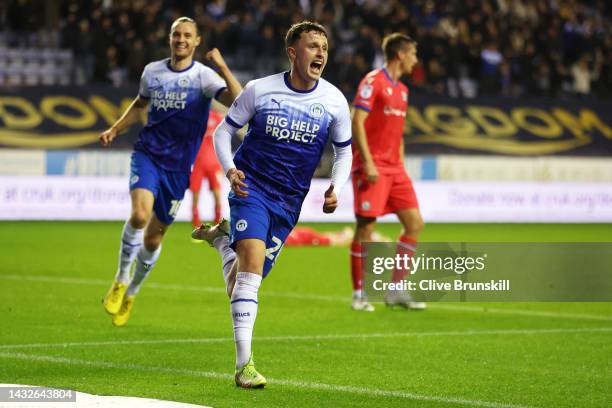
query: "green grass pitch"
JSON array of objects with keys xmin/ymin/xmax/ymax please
[{"xmin": 0, "ymin": 221, "xmax": 611, "ymax": 407}]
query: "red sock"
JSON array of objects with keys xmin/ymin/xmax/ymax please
[
  {"xmin": 192, "ymin": 208, "xmax": 200, "ymax": 228},
  {"xmin": 392, "ymin": 235, "xmax": 417, "ymax": 282},
  {"xmin": 214, "ymin": 205, "xmax": 222, "ymax": 224},
  {"xmin": 350, "ymin": 241, "xmax": 364, "ymax": 291}
]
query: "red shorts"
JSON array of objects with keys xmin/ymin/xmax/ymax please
[
  {"xmin": 190, "ymin": 164, "xmax": 222, "ymax": 193},
  {"xmin": 352, "ymin": 169, "xmax": 419, "ymax": 217}
]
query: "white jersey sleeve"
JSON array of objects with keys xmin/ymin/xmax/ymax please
[
  {"xmin": 199, "ymin": 65, "xmax": 227, "ymax": 99},
  {"xmin": 138, "ymin": 65, "xmax": 150, "ymax": 99},
  {"xmin": 225, "ymin": 80, "xmax": 256, "ymax": 128},
  {"xmin": 330, "ymin": 95, "xmax": 352, "ymax": 147}
]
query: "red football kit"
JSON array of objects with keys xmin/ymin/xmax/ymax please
[
  {"xmin": 352, "ymin": 68, "xmax": 419, "ymax": 217},
  {"xmin": 190, "ymin": 109, "xmax": 223, "ymax": 194}
]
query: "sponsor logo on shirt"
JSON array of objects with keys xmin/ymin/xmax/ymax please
[
  {"xmin": 265, "ymin": 114, "xmax": 320, "ymax": 144},
  {"xmin": 383, "ymin": 106, "xmax": 406, "ymax": 117},
  {"xmin": 151, "ymin": 90, "xmax": 188, "ymax": 111}
]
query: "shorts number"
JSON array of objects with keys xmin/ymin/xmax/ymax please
[
  {"xmin": 169, "ymin": 200, "xmax": 182, "ymax": 219},
  {"xmin": 266, "ymin": 236, "xmax": 283, "ymax": 261}
]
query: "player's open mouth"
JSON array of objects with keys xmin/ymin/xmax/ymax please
[{"xmin": 310, "ymin": 61, "xmax": 323, "ymax": 73}]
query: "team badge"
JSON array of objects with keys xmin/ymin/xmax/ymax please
[
  {"xmin": 130, "ymin": 175, "xmax": 139, "ymax": 185},
  {"xmin": 362, "ymin": 201, "xmax": 371, "ymax": 210},
  {"xmin": 236, "ymin": 219, "xmax": 248, "ymax": 232},
  {"xmin": 359, "ymin": 84, "xmax": 373, "ymax": 99},
  {"xmin": 309, "ymin": 103, "xmax": 325, "ymax": 119},
  {"xmin": 178, "ymin": 77, "xmax": 190, "ymax": 88}
]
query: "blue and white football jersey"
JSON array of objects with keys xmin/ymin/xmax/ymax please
[
  {"xmin": 225, "ymin": 72, "xmax": 352, "ymax": 213},
  {"xmin": 136, "ymin": 58, "xmax": 226, "ymax": 172}
]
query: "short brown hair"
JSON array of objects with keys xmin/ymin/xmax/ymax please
[
  {"xmin": 285, "ymin": 21, "xmax": 327, "ymax": 48},
  {"xmin": 382, "ymin": 33, "xmax": 416, "ymax": 61}
]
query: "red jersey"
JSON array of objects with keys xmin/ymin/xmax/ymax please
[
  {"xmin": 353, "ymin": 68, "xmax": 408, "ymax": 173},
  {"xmin": 193, "ymin": 109, "xmax": 223, "ymax": 173}
]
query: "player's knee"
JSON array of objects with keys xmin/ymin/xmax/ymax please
[
  {"xmin": 130, "ymin": 209, "xmax": 150, "ymax": 228},
  {"xmin": 402, "ymin": 216, "xmax": 424, "ymax": 236},
  {"xmin": 355, "ymin": 218, "xmax": 376, "ymax": 242}
]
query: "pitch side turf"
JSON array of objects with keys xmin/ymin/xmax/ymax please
[{"xmin": 1, "ymin": 222, "xmax": 611, "ymax": 407}]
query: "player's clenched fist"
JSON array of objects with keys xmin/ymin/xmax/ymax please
[
  {"xmin": 323, "ymin": 185, "xmax": 338, "ymax": 213},
  {"xmin": 100, "ymin": 126, "xmax": 118, "ymax": 147},
  {"xmin": 227, "ymin": 168, "xmax": 249, "ymax": 197},
  {"xmin": 206, "ymin": 48, "xmax": 228, "ymax": 70}
]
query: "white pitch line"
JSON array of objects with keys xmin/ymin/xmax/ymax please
[
  {"xmin": 2, "ymin": 273, "xmax": 612, "ymax": 321},
  {"xmin": 0, "ymin": 351, "xmax": 536, "ymax": 408},
  {"xmin": 1, "ymin": 327, "xmax": 611, "ymax": 351}
]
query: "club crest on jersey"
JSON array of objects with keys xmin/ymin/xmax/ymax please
[
  {"xmin": 178, "ymin": 77, "xmax": 190, "ymax": 88},
  {"xmin": 359, "ymin": 84, "xmax": 373, "ymax": 99},
  {"xmin": 309, "ymin": 103, "xmax": 325, "ymax": 119},
  {"xmin": 130, "ymin": 175, "xmax": 139, "ymax": 185}
]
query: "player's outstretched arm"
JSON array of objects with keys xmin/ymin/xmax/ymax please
[
  {"xmin": 323, "ymin": 144, "xmax": 352, "ymax": 213},
  {"xmin": 213, "ymin": 119, "xmax": 249, "ymax": 197},
  {"xmin": 352, "ymin": 108, "xmax": 378, "ymax": 183},
  {"xmin": 100, "ymin": 96, "xmax": 148, "ymax": 147},
  {"xmin": 206, "ymin": 48, "xmax": 242, "ymax": 108}
]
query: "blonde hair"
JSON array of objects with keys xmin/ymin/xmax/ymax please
[{"xmin": 170, "ymin": 17, "xmax": 199, "ymax": 36}]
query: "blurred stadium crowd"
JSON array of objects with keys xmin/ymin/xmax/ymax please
[{"xmin": 1, "ymin": 0, "xmax": 611, "ymax": 99}]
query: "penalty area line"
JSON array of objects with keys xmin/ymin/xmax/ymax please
[{"xmin": 0, "ymin": 351, "xmax": 535, "ymax": 408}]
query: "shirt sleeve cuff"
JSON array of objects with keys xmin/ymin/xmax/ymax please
[
  {"xmin": 354, "ymin": 104, "xmax": 371, "ymax": 112},
  {"xmin": 332, "ymin": 138, "xmax": 352, "ymax": 147},
  {"xmin": 214, "ymin": 86, "xmax": 227, "ymax": 101},
  {"xmin": 225, "ymin": 116, "xmax": 242, "ymax": 128}
]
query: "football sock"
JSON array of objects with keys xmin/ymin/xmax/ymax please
[
  {"xmin": 126, "ymin": 244, "xmax": 161, "ymax": 296},
  {"xmin": 115, "ymin": 221, "xmax": 144, "ymax": 284},
  {"xmin": 350, "ymin": 241, "xmax": 364, "ymax": 297},
  {"xmin": 392, "ymin": 235, "xmax": 417, "ymax": 282},
  {"xmin": 192, "ymin": 207, "xmax": 200, "ymax": 227},
  {"xmin": 231, "ymin": 272, "xmax": 262, "ymax": 369},
  {"xmin": 214, "ymin": 205, "xmax": 222, "ymax": 224},
  {"xmin": 213, "ymin": 236, "xmax": 236, "ymax": 288}
]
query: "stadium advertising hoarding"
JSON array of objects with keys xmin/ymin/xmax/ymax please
[
  {"xmin": 1, "ymin": 177, "xmax": 611, "ymax": 222},
  {"xmin": 403, "ymin": 95, "xmax": 612, "ymax": 156},
  {"xmin": 0, "ymin": 87, "xmax": 610, "ymax": 155}
]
